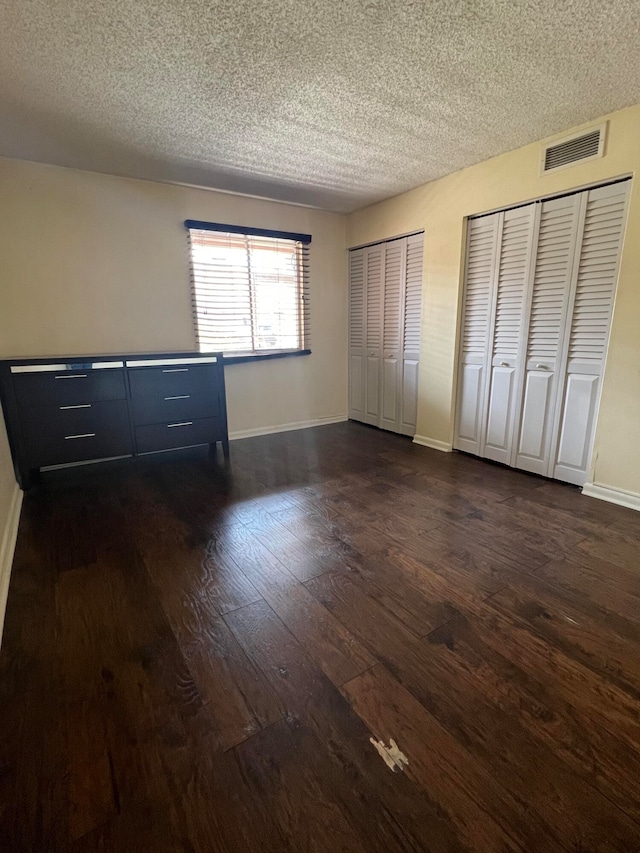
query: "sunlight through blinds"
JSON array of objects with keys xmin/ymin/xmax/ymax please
[{"xmin": 186, "ymin": 221, "xmax": 311, "ymax": 355}]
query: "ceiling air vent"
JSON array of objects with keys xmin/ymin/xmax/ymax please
[{"xmin": 542, "ymin": 124, "xmax": 606, "ymax": 174}]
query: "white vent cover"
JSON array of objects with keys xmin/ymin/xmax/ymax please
[{"xmin": 542, "ymin": 124, "xmax": 606, "ymax": 174}]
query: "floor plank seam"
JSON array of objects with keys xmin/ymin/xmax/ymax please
[
  {"xmin": 479, "ymin": 585, "xmax": 511, "ymax": 604},
  {"xmin": 216, "ymin": 595, "xmax": 268, "ymax": 618},
  {"xmin": 221, "ymin": 713, "xmax": 286, "ymax": 755},
  {"xmin": 337, "ymin": 661, "xmax": 379, "ymax": 688},
  {"xmin": 421, "ymin": 614, "xmax": 462, "ymax": 640}
]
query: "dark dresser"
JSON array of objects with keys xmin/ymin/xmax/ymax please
[{"xmin": 0, "ymin": 352, "xmax": 229, "ymax": 488}]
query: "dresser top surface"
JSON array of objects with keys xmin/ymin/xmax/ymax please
[{"xmin": 1, "ymin": 350, "xmax": 223, "ymax": 367}]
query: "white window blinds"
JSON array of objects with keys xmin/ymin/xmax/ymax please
[{"xmin": 185, "ymin": 221, "xmax": 311, "ymax": 355}]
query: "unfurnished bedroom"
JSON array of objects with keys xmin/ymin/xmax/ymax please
[{"xmin": 1, "ymin": 1, "xmax": 640, "ymax": 850}]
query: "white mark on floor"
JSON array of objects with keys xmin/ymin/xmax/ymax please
[
  {"xmin": 370, "ymin": 737, "xmax": 409, "ymax": 772},
  {"xmin": 563, "ymin": 615, "xmax": 578, "ymax": 624}
]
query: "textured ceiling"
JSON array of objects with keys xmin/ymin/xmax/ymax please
[{"xmin": 1, "ymin": 0, "xmax": 640, "ymax": 212}]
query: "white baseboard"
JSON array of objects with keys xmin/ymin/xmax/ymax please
[
  {"xmin": 230, "ymin": 415, "xmax": 348, "ymax": 441},
  {"xmin": 582, "ymin": 482, "xmax": 640, "ymax": 513},
  {"xmin": 0, "ymin": 483, "xmax": 23, "ymax": 646},
  {"xmin": 412, "ymin": 435, "xmax": 453, "ymax": 453}
]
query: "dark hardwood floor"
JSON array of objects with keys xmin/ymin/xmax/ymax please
[{"xmin": 2, "ymin": 421, "xmax": 640, "ymax": 852}]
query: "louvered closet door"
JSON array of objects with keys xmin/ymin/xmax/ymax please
[
  {"xmin": 363, "ymin": 243, "xmax": 385, "ymax": 425},
  {"xmin": 399, "ymin": 232, "xmax": 424, "ymax": 435},
  {"xmin": 380, "ymin": 239, "xmax": 405, "ymax": 431},
  {"xmin": 551, "ymin": 182, "xmax": 629, "ymax": 485},
  {"xmin": 348, "ymin": 248, "xmax": 365, "ymax": 421},
  {"xmin": 454, "ymin": 213, "xmax": 500, "ymax": 454},
  {"xmin": 514, "ymin": 194, "xmax": 583, "ymax": 476},
  {"xmin": 482, "ymin": 205, "xmax": 536, "ymax": 465}
]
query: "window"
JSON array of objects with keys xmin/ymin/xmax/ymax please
[{"xmin": 185, "ymin": 220, "xmax": 311, "ymax": 356}]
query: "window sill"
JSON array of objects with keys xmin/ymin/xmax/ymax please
[{"xmin": 221, "ymin": 349, "xmax": 311, "ymax": 366}]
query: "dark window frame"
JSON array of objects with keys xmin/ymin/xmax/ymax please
[{"xmin": 185, "ymin": 220, "xmax": 311, "ymax": 360}]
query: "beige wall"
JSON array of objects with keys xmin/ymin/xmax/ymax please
[
  {"xmin": 0, "ymin": 157, "xmax": 348, "ymax": 444},
  {"xmin": 347, "ymin": 103, "xmax": 640, "ymax": 497}
]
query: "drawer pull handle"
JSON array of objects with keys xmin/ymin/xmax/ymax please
[
  {"xmin": 60, "ymin": 404, "xmax": 92, "ymax": 410},
  {"xmin": 164, "ymin": 395, "xmax": 190, "ymax": 400},
  {"xmin": 167, "ymin": 422, "xmax": 192, "ymax": 428},
  {"xmin": 162, "ymin": 368, "xmax": 189, "ymax": 373},
  {"xmin": 535, "ymin": 363, "xmax": 548, "ymax": 370},
  {"xmin": 64, "ymin": 433, "xmax": 96, "ymax": 440},
  {"xmin": 55, "ymin": 374, "xmax": 87, "ymax": 379},
  {"xmin": 500, "ymin": 361, "xmax": 509, "ymax": 367}
]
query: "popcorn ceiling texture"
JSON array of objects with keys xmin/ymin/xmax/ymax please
[{"xmin": 1, "ymin": 0, "xmax": 639, "ymax": 212}]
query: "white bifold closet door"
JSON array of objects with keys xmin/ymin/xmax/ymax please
[
  {"xmin": 515, "ymin": 193, "xmax": 583, "ymax": 476},
  {"xmin": 455, "ymin": 180, "xmax": 629, "ymax": 486},
  {"xmin": 363, "ymin": 243, "xmax": 385, "ymax": 426},
  {"xmin": 483, "ymin": 205, "xmax": 537, "ymax": 465},
  {"xmin": 400, "ymin": 234, "xmax": 424, "ymax": 434},
  {"xmin": 551, "ymin": 182, "xmax": 629, "ymax": 484},
  {"xmin": 349, "ymin": 233, "xmax": 424, "ymax": 436},
  {"xmin": 380, "ymin": 238, "xmax": 404, "ymax": 431},
  {"xmin": 455, "ymin": 213, "xmax": 501, "ymax": 455},
  {"xmin": 348, "ymin": 248, "xmax": 365, "ymax": 421}
]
